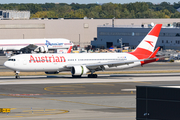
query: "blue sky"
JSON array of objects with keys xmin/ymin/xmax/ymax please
[{"xmin": 0, "ymin": 0, "xmax": 178, "ymax": 4}]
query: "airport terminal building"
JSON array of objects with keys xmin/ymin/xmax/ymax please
[
  {"xmin": 91, "ymin": 24, "xmax": 180, "ymax": 50},
  {"xmin": 0, "ymin": 18, "xmax": 180, "ymax": 49}
]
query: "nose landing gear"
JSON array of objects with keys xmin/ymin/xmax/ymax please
[
  {"xmin": 15, "ymin": 71, "xmax": 20, "ymax": 79},
  {"xmin": 15, "ymin": 73, "xmax": 20, "ymax": 79}
]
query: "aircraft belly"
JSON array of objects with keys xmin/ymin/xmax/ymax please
[{"xmin": 17, "ymin": 63, "xmax": 59, "ymax": 72}]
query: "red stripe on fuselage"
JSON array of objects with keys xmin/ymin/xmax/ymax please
[
  {"xmin": 129, "ymin": 48, "xmax": 152, "ymax": 59},
  {"xmin": 148, "ymin": 24, "xmax": 162, "ymax": 37}
]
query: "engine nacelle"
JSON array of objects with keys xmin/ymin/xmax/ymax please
[
  {"xmin": 39, "ymin": 46, "xmax": 48, "ymax": 53},
  {"xmin": 71, "ymin": 66, "xmax": 89, "ymax": 75},
  {"xmin": 45, "ymin": 71, "xmax": 59, "ymax": 74}
]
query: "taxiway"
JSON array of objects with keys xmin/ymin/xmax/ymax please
[
  {"xmin": 1, "ymin": 56, "xmax": 180, "ymax": 119},
  {"xmin": 0, "ymin": 74, "xmax": 180, "ymax": 119}
]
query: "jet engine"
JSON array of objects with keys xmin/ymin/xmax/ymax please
[
  {"xmin": 71, "ymin": 66, "xmax": 89, "ymax": 75},
  {"xmin": 45, "ymin": 71, "xmax": 59, "ymax": 74},
  {"xmin": 39, "ymin": 46, "xmax": 48, "ymax": 53}
]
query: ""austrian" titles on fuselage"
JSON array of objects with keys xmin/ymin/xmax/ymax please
[{"xmin": 29, "ymin": 55, "xmax": 66, "ymax": 63}]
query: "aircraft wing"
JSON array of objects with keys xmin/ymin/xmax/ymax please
[
  {"xmin": 20, "ymin": 44, "xmax": 38, "ymax": 52},
  {"xmin": 65, "ymin": 59, "xmax": 145, "ymax": 70}
]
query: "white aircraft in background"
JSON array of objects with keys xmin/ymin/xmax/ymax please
[
  {"xmin": 0, "ymin": 38, "xmax": 73, "ymax": 56},
  {"xmin": 4, "ymin": 24, "xmax": 162, "ymax": 79}
]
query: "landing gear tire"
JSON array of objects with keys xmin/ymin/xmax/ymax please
[
  {"xmin": 88, "ymin": 74, "xmax": 97, "ymax": 78},
  {"xmin": 72, "ymin": 75, "xmax": 82, "ymax": 78},
  {"xmin": 15, "ymin": 73, "xmax": 20, "ymax": 79}
]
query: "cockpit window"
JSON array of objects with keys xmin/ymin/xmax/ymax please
[{"xmin": 8, "ymin": 59, "xmax": 16, "ymax": 61}]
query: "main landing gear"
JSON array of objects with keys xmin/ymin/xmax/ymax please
[
  {"xmin": 88, "ymin": 74, "xmax": 97, "ymax": 78},
  {"xmin": 71, "ymin": 70, "xmax": 98, "ymax": 78},
  {"xmin": 88, "ymin": 70, "xmax": 98, "ymax": 78},
  {"xmin": 15, "ymin": 71, "xmax": 20, "ymax": 79},
  {"xmin": 72, "ymin": 75, "xmax": 82, "ymax": 78}
]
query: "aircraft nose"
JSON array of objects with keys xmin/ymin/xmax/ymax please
[
  {"xmin": 4, "ymin": 61, "xmax": 16, "ymax": 70},
  {"xmin": 4, "ymin": 61, "xmax": 10, "ymax": 68}
]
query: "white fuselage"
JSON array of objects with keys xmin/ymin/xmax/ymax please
[
  {"xmin": 4, "ymin": 53, "xmax": 140, "ymax": 72},
  {"xmin": 0, "ymin": 38, "xmax": 73, "ymax": 51}
]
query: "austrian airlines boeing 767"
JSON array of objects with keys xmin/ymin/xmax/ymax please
[{"xmin": 4, "ymin": 24, "xmax": 162, "ymax": 78}]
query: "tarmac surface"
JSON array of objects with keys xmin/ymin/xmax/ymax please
[
  {"xmin": 0, "ymin": 74, "xmax": 180, "ymax": 119},
  {"xmin": 0, "ymin": 56, "xmax": 10, "ymax": 72},
  {"xmin": 1, "ymin": 56, "xmax": 180, "ymax": 119}
]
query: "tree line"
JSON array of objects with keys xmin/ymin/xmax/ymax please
[{"xmin": 0, "ymin": 2, "xmax": 180, "ymax": 18}]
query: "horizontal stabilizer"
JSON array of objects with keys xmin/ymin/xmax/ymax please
[{"xmin": 148, "ymin": 47, "xmax": 160, "ymax": 58}]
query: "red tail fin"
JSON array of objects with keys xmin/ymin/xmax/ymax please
[
  {"xmin": 67, "ymin": 46, "xmax": 72, "ymax": 53},
  {"xmin": 129, "ymin": 24, "xmax": 162, "ymax": 59}
]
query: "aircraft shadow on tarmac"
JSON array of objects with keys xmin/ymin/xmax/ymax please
[
  {"xmin": 0, "ymin": 75, "xmax": 129, "ymax": 80},
  {"xmin": 1, "ymin": 73, "xmax": 180, "ymax": 80}
]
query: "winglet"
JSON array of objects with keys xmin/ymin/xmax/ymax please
[
  {"xmin": 148, "ymin": 47, "xmax": 160, "ymax": 58},
  {"xmin": 67, "ymin": 46, "xmax": 72, "ymax": 53}
]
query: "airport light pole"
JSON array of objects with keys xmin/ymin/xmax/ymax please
[
  {"xmin": 112, "ymin": 17, "xmax": 115, "ymax": 27},
  {"xmin": 119, "ymin": 38, "xmax": 122, "ymax": 52},
  {"xmin": 79, "ymin": 34, "xmax": 80, "ymax": 48}
]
